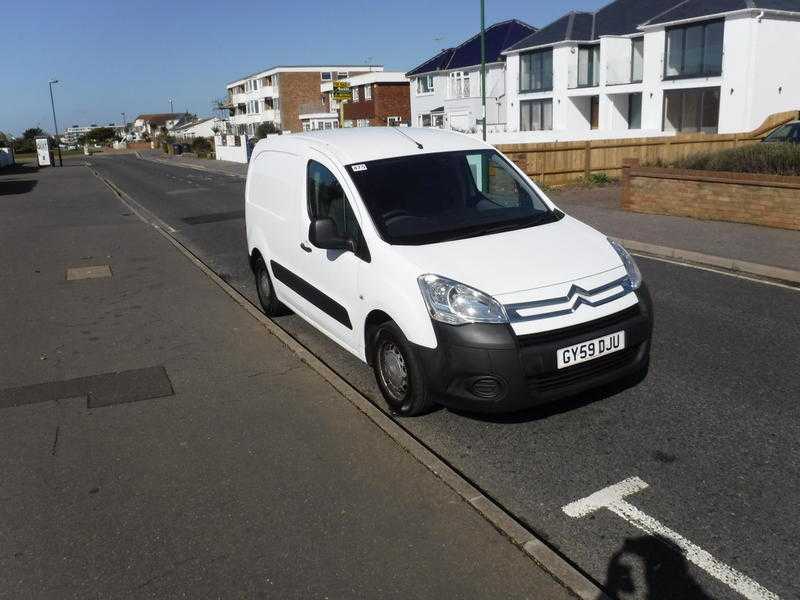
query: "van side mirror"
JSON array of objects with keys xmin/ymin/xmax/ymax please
[{"xmin": 308, "ymin": 218, "xmax": 356, "ymax": 252}]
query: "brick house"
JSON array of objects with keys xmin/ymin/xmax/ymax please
[
  {"xmin": 225, "ymin": 66, "xmax": 380, "ymax": 135},
  {"xmin": 342, "ymin": 72, "xmax": 411, "ymax": 128}
]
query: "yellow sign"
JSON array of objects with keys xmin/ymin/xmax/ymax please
[{"xmin": 333, "ymin": 80, "xmax": 352, "ymax": 101}]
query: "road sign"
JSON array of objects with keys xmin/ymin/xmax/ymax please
[{"xmin": 333, "ymin": 80, "xmax": 352, "ymax": 101}]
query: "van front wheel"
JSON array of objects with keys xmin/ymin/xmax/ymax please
[
  {"xmin": 254, "ymin": 257, "xmax": 287, "ymax": 316},
  {"xmin": 372, "ymin": 322, "xmax": 434, "ymax": 417}
]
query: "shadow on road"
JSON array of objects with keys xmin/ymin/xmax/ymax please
[
  {"xmin": 0, "ymin": 179, "xmax": 37, "ymax": 195},
  {"xmin": 0, "ymin": 163, "xmax": 39, "ymax": 176},
  {"xmin": 598, "ymin": 535, "xmax": 713, "ymax": 600}
]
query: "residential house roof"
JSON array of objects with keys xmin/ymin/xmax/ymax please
[
  {"xmin": 643, "ymin": 0, "xmax": 800, "ymax": 25},
  {"xmin": 503, "ymin": 0, "xmax": 797, "ymax": 53},
  {"xmin": 171, "ymin": 117, "xmax": 216, "ymax": 133},
  {"xmin": 134, "ymin": 113, "xmax": 186, "ymax": 125},
  {"xmin": 407, "ymin": 19, "xmax": 537, "ymax": 76}
]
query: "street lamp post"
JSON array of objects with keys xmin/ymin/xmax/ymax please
[
  {"xmin": 169, "ymin": 98, "xmax": 174, "ymax": 113},
  {"xmin": 48, "ymin": 79, "xmax": 63, "ymax": 167}
]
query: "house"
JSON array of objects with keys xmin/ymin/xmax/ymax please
[
  {"xmin": 406, "ymin": 20, "xmax": 537, "ymax": 132},
  {"xmin": 303, "ymin": 72, "xmax": 410, "ymax": 130},
  {"xmin": 502, "ymin": 0, "xmax": 800, "ymax": 140},
  {"xmin": 225, "ymin": 65, "xmax": 382, "ymax": 135},
  {"xmin": 132, "ymin": 113, "xmax": 193, "ymax": 140},
  {"xmin": 171, "ymin": 117, "xmax": 227, "ymax": 140}
]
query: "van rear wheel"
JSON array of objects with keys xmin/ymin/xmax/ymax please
[
  {"xmin": 254, "ymin": 257, "xmax": 287, "ymax": 316},
  {"xmin": 372, "ymin": 322, "xmax": 434, "ymax": 417}
]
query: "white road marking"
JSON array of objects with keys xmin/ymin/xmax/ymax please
[{"xmin": 563, "ymin": 477, "xmax": 779, "ymax": 600}]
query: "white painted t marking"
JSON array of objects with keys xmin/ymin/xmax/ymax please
[{"xmin": 562, "ymin": 477, "xmax": 779, "ymax": 600}]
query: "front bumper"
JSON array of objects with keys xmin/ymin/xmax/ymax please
[{"xmin": 413, "ymin": 283, "xmax": 653, "ymax": 414}]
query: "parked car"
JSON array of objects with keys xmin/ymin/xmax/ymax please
[
  {"xmin": 171, "ymin": 143, "xmax": 183, "ymax": 155},
  {"xmin": 245, "ymin": 128, "xmax": 653, "ymax": 416},
  {"xmin": 762, "ymin": 120, "xmax": 800, "ymax": 143}
]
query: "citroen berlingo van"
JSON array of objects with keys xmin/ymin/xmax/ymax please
[{"xmin": 245, "ymin": 128, "xmax": 652, "ymax": 416}]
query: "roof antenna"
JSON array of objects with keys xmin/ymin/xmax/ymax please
[{"xmin": 393, "ymin": 127, "xmax": 424, "ymax": 150}]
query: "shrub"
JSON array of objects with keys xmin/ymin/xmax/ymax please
[
  {"xmin": 191, "ymin": 137, "xmax": 213, "ymax": 154},
  {"xmin": 667, "ymin": 142, "xmax": 800, "ymax": 176},
  {"xmin": 255, "ymin": 122, "xmax": 280, "ymax": 138}
]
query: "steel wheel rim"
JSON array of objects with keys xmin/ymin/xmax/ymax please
[
  {"xmin": 257, "ymin": 268, "xmax": 271, "ymax": 304},
  {"xmin": 379, "ymin": 340, "xmax": 408, "ymax": 403}
]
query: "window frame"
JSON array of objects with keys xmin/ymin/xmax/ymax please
[
  {"xmin": 416, "ymin": 75, "xmax": 434, "ymax": 95},
  {"xmin": 577, "ymin": 44, "xmax": 600, "ymax": 88},
  {"xmin": 519, "ymin": 48, "xmax": 554, "ymax": 93},
  {"xmin": 661, "ymin": 86, "xmax": 720, "ymax": 133},
  {"xmin": 520, "ymin": 98, "xmax": 553, "ymax": 132},
  {"xmin": 663, "ymin": 20, "xmax": 724, "ymax": 80},
  {"xmin": 630, "ymin": 37, "xmax": 644, "ymax": 83},
  {"xmin": 364, "ymin": 84, "xmax": 372, "ymax": 100}
]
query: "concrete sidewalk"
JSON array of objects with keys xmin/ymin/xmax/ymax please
[
  {"xmin": 0, "ymin": 164, "xmax": 573, "ymax": 599},
  {"xmin": 142, "ymin": 151, "xmax": 799, "ymax": 283}
]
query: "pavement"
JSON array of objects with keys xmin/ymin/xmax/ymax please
[
  {"xmin": 86, "ymin": 153, "xmax": 800, "ymax": 600},
  {"xmin": 142, "ymin": 151, "xmax": 800, "ymax": 283},
  {"xmin": 0, "ymin": 163, "xmax": 574, "ymax": 599}
]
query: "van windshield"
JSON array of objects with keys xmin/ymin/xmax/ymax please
[{"xmin": 346, "ymin": 150, "xmax": 559, "ymax": 245}]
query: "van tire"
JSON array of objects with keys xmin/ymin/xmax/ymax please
[
  {"xmin": 372, "ymin": 322, "xmax": 435, "ymax": 417},
  {"xmin": 254, "ymin": 257, "xmax": 287, "ymax": 316}
]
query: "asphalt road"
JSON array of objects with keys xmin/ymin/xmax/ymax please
[{"xmin": 90, "ymin": 154, "xmax": 800, "ymax": 600}]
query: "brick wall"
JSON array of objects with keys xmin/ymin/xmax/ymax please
[
  {"xmin": 343, "ymin": 82, "xmax": 411, "ymax": 126},
  {"xmin": 622, "ymin": 159, "xmax": 800, "ymax": 231},
  {"xmin": 278, "ymin": 72, "xmax": 327, "ymax": 133}
]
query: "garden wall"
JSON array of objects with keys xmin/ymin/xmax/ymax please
[
  {"xmin": 496, "ymin": 110, "xmax": 799, "ymax": 186},
  {"xmin": 621, "ymin": 159, "xmax": 800, "ymax": 231}
]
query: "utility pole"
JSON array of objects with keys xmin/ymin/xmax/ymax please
[
  {"xmin": 48, "ymin": 79, "xmax": 63, "ymax": 167},
  {"xmin": 480, "ymin": 0, "xmax": 487, "ymax": 141}
]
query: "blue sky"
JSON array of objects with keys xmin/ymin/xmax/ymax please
[{"xmin": 1, "ymin": 0, "xmax": 602, "ymax": 136}]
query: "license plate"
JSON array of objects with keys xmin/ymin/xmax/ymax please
[{"xmin": 557, "ymin": 331, "xmax": 625, "ymax": 369}]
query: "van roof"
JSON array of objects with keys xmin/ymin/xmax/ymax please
[{"xmin": 255, "ymin": 128, "xmax": 491, "ymax": 165}]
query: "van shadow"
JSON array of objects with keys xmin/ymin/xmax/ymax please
[
  {"xmin": 597, "ymin": 535, "xmax": 713, "ymax": 600},
  {"xmin": 448, "ymin": 367, "xmax": 648, "ymax": 424}
]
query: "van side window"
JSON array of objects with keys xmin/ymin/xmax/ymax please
[{"xmin": 307, "ymin": 160, "xmax": 369, "ymax": 261}]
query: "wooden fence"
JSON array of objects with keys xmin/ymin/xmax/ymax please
[{"xmin": 497, "ymin": 110, "xmax": 800, "ymax": 186}]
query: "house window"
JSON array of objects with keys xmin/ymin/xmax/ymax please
[
  {"xmin": 578, "ymin": 45, "xmax": 600, "ymax": 87},
  {"xmin": 631, "ymin": 38, "xmax": 644, "ymax": 83},
  {"xmin": 590, "ymin": 96, "xmax": 599, "ymax": 129},
  {"xmin": 356, "ymin": 119, "xmax": 370, "ymax": 127},
  {"xmin": 321, "ymin": 72, "xmax": 333, "ymax": 81},
  {"xmin": 449, "ymin": 72, "xmax": 470, "ymax": 98},
  {"xmin": 417, "ymin": 75, "xmax": 434, "ymax": 94},
  {"xmin": 420, "ymin": 114, "xmax": 432, "ymax": 127},
  {"xmin": 432, "ymin": 114, "xmax": 444, "ymax": 128},
  {"xmin": 663, "ymin": 87, "xmax": 720, "ymax": 133},
  {"xmin": 520, "ymin": 99, "xmax": 553, "ymax": 131},
  {"xmin": 337, "ymin": 72, "xmax": 349, "ymax": 79},
  {"xmin": 520, "ymin": 49, "xmax": 553, "ymax": 92},
  {"xmin": 628, "ymin": 93, "xmax": 642, "ymax": 129},
  {"xmin": 387, "ymin": 116, "xmax": 402, "ymax": 127},
  {"xmin": 665, "ymin": 20, "xmax": 723, "ymax": 79},
  {"xmin": 353, "ymin": 87, "xmax": 360, "ymax": 102},
  {"xmin": 364, "ymin": 84, "xmax": 372, "ymax": 100}
]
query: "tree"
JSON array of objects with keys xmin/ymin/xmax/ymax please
[
  {"xmin": 255, "ymin": 122, "xmax": 280, "ymax": 138},
  {"xmin": 86, "ymin": 127, "xmax": 116, "ymax": 145},
  {"xmin": 0, "ymin": 131, "xmax": 9, "ymax": 148}
]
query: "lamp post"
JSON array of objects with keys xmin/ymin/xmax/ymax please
[
  {"xmin": 48, "ymin": 79, "xmax": 63, "ymax": 167},
  {"xmin": 480, "ymin": 0, "xmax": 487, "ymax": 141},
  {"xmin": 169, "ymin": 98, "xmax": 174, "ymax": 113}
]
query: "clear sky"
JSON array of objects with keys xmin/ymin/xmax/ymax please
[{"xmin": 1, "ymin": 0, "xmax": 603, "ymax": 136}]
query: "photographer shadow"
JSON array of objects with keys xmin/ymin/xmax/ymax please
[{"xmin": 598, "ymin": 535, "xmax": 713, "ymax": 600}]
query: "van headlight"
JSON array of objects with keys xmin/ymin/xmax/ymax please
[
  {"xmin": 609, "ymin": 239, "xmax": 642, "ymax": 290},
  {"xmin": 418, "ymin": 274, "xmax": 508, "ymax": 325}
]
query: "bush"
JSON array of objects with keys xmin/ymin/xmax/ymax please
[
  {"xmin": 667, "ymin": 143, "xmax": 800, "ymax": 176},
  {"xmin": 191, "ymin": 137, "xmax": 212, "ymax": 154},
  {"xmin": 255, "ymin": 122, "xmax": 280, "ymax": 138}
]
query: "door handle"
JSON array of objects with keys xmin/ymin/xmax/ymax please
[{"xmin": 300, "ymin": 242, "xmax": 312, "ymax": 253}]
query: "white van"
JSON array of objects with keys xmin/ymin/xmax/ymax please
[{"xmin": 245, "ymin": 128, "xmax": 652, "ymax": 416}]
